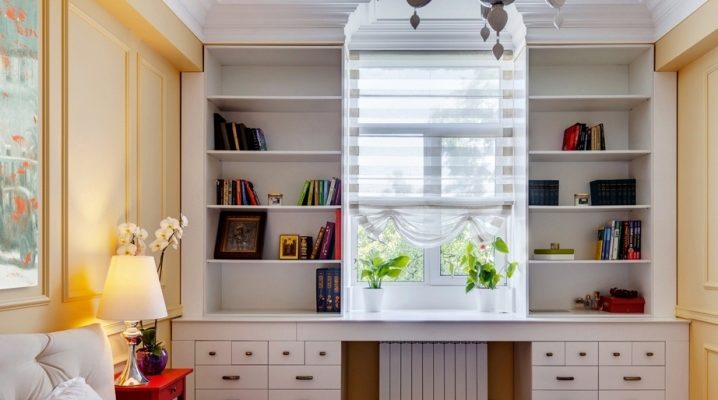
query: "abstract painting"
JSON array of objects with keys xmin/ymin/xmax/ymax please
[{"xmin": 0, "ymin": 0, "xmax": 41, "ymax": 290}]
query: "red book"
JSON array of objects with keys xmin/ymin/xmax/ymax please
[
  {"xmin": 319, "ymin": 221, "xmax": 335, "ymax": 260},
  {"xmin": 334, "ymin": 209, "xmax": 342, "ymax": 260},
  {"xmin": 244, "ymin": 180, "xmax": 257, "ymax": 205}
]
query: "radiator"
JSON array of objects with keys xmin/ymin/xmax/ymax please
[{"xmin": 379, "ymin": 342, "xmax": 488, "ymax": 400}]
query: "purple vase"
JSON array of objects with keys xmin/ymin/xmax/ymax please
[{"xmin": 136, "ymin": 348, "xmax": 168, "ymax": 375}]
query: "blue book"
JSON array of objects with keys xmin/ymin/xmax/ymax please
[
  {"xmin": 240, "ymin": 179, "xmax": 248, "ymax": 205},
  {"xmin": 602, "ymin": 225, "xmax": 611, "ymax": 260},
  {"xmin": 316, "ymin": 268, "xmax": 327, "ymax": 312},
  {"xmin": 329, "ymin": 268, "xmax": 341, "ymax": 313}
]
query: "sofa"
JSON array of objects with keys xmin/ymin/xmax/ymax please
[{"xmin": 0, "ymin": 323, "xmax": 116, "ymax": 400}]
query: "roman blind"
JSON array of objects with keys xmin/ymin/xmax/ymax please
[{"xmin": 348, "ymin": 50, "xmax": 516, "ymax": 247}]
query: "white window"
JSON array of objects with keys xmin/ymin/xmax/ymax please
[{"xmin": 348, "ymin": 50, "xmax": 516, "ymax": 291}]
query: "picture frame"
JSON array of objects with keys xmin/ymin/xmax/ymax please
[
  {"xmin": 279, "ymin": 234, "xmax": 300, "ymax": 260},
  {"xmin": 267, "ymin": 193, "xmax": 283, "ymax": 206},
  {"xmin": 214, "ymin": 211, "xmax": 267, "ymax": 259}
]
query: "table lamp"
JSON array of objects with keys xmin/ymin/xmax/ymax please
[{"xmin": 97, "ymin": 255, "xmax": 167, "ymax": 386}]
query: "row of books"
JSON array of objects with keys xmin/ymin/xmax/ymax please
[
  {"xmin": 590, "ymin": 179, "xmax": 636, "ymax": 206},
  {"xmin": 309, "ymin": 215, "xmax": 341, "ymax": 260},
  {"xmin": 595, "ymin": 220, "xmax": 642, "ymax": 260},
  {"xmin": 297, "ymin": 178, "xmax": 341, "ymax": 206},
  {"xmin": 562, "ymin": 123, "xmax": 606, "ymax": 151},
  {"xmin": 213, "ymin": 113, "xmax": 268, "ymax": 151},
  {"xmin": 316, "ymin": 268, "xmax": 341, "ymax": 313},
  {"xmin": 216, "ymin": 179, "xmax": 261, "ymax": 206},
  {"xmin": 529, "ymin": 180, "xmax": 559, "ymax": 206}
]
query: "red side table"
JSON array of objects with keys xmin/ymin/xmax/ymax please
[{"xmin": 115, "ymin": 368, "xmax": 193, "ymax": 400}]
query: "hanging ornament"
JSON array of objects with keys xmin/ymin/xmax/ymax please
[
  {"xmin": 407, "ymin": 0, "xmax": 432, "ymax": 7},
  {"xmin": 487, "ymin": 4, "xmax": 508, "ymax": 33},
  {"xmin": 492, "ymin": 38, "xmax": 504, "ymax": 60},
  {"xmin": 481, "ymin": 24, "xmax": 491, "ymax": 42},
  {"xmin": 544, "ymin": 0, "xmax": 566, "ymax": 8},
  {"xmin": 553, "ymin": 10, "xmax": 564, "ymax": 30},
  {"xmin": 410, "ymin": 10, "xmax": 421, "ymax": 30}
]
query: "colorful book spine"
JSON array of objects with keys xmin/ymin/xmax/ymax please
[
  {"xmin": 324, "ymin": 268, "xmax": 334, "ymax": 312},
  {"xmin": 329, "ymin": 268, "xmax": 341, "ymax": 313},
  {"xmin": 316, "ymin": 268, "xmax": 327, "ymax": 312},
  {"xmin": 319, "ymin": 222, "xmax": 336, "ymax": 260},
  {"xmin": 334, "ymin": 209, "xmax": 342, "ymax": 260},
  {"xmin": 310, "ymin": 226, "xmax": 325, "ymax": 260}
]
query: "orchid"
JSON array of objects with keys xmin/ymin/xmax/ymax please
[
  {"xmin": 150, "ymin": 214, "xmax": 188, "ymax": 280},
  {"xmin": 115, "ymin": 223, "xmax": 147, "ymax": 256}
]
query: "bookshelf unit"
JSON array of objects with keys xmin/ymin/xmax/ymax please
[
  {"xmin": 526, "ymin": 45, "xmax": 676, "ymax": 317},
  {"xmin": 182, "ymin": 46, "xmax": 345, "ymax": 318}
]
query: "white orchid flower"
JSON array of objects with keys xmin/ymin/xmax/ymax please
[
  {"xmin": 155, "ymin": 228, "xmax": 174, "ymax": 240},
  {"xmin": 180, "ymin": 214, "xmax": 189, "ymax": 228},
  {"xmin": 137, "ymin": 228, "xmax": 149, "ymax": 240}
]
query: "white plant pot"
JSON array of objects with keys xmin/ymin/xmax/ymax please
[
  {"xmin": 476, "ymin": 286, "xmax": 513, "ymax": 313},
  {"xmin": 363, "ymin": 288, "xmax": 385, "ymax": 312}
]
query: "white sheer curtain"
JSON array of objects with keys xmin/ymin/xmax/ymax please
[{"xmin": 348, "ymin": 50, "xmax": 515, "ymax": 248}]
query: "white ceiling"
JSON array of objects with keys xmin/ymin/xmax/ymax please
[{"xmin": 163, "ymin": 0, "xmax": 707, "ymax": 46}]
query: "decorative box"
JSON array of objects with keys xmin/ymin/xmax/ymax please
[{"xmin": 600, "ymin": 296, "xmax": 645, "ymax": 313}]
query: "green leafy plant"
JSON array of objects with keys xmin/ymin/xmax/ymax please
[
  {"xmin": 458, "ymin": 237, "xmax": 518, "ymax": 293},
  {"xmin": 139, "ymin": 327, "xmax": 164, "ymax": 356},
  {"xmin": 358, "ymin": 255, "xmax": 411, "ymax": 289}
]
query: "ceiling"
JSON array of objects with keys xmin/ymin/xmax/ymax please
[{"xmin": 163, "ymin": 0, "xmax": 706, "ymax": 46}]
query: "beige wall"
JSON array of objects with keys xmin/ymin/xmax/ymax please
[{"xmin": 0, "ymin": 0, "xmax": 188, "ymax": 368}]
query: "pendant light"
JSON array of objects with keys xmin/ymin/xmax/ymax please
[{"xmin": 545, "ymin": 0, "xmax": 566, "ymax": 30}]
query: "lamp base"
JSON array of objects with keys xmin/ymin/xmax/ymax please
[{"xmin": 115, "ymin": 321, "xmax": 149, "ymax": 386}]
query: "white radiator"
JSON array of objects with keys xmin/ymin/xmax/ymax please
[{"xmin": 379, "ymin": 342, "xmax": 488, "ymax": 400}]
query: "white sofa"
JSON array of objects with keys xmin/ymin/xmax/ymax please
[{"xmin": 0, "ymin": 323, "xmax": 116, "ymax": 400}]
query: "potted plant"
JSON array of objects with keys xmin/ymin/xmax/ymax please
[
  {"xmin": 457, "ymin": 237, "xmax": 518, "ymax": 313},
  {"xmin": 135, "ymin": 327, "xmax": 168, "ymax": 375},
  {"xmin": 358, "ymin": 255, "xmax": 410, "ymax": 312}
]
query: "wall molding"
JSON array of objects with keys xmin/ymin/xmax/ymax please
[
  {"xmin": 676, "ymin": 305, "xmax": 718, "ymax": 326},
  {"xmin": 705, "ymin": 65, "xmax": 718, "ymax": 290}
]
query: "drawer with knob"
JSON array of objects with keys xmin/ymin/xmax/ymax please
[
  {"xmin": 566, "ymin": 342, "xmax": 598, "ymax": 366},
  {"xmin": 599, "ymin": 342, "xmax": 632, "ymax": 366},
  {"xmin": 598, "ymin": 390, "xmax": 664, "ymax": 400},
  {"xmin": 532, "ymin": 366, "xmax": 598, "ymax": 391},
  {"xmin": 232, "ymin": 341, "xmax": 269, "ymax": 365},
  {"xmin": 270, "ymin": 342, "xmax": 305, "ymax": 365},
  {"xmin": 196, "ymin": 341, "xmax": 231, "ymax": 365},
  {"xmin": 195, "ymin": 366, "xmax": 268, "ymax": 389},
  {"xmin": 269, "ymin": 366, "xmax": 342, "ymax": 390},
  {"xmin": 195, "ymin": 390, "xmax": 269, "ymax": 400},
  {"xmin": 598, "ymin": 366, "xmax": 665, "ymax": 391},
  {"xmin": 269, "ymin": 390, "xmax": 341, "ymax": 400},
  {"xmin": 532, "ymin": 342, "xmax": 565, "ymax": 366},
  {"xmin": 532, "ymin": 391, "xmax": 598, "ymax": 400},
  {"xmin": 305, "ymin": 342, "xmax": 341, "ymax": 365},
  {"xmin": 631, "ymin": 342, "xmax": 665, "ymax": 366}
]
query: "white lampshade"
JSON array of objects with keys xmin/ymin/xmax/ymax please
[{"xmin": 97, "ymin": 256, "xmax": 167, "ymax": 321}]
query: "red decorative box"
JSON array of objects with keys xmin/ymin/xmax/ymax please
[{"xmin": 600, "ymin": 296, "xmax": 645, "ymax": 313}]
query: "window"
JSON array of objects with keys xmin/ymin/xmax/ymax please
[{"xmin": 349, "ymin": 51, "xmax": 515, "ymax": 288}]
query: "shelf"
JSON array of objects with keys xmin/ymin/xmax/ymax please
[
  {"xmin": 529, "ymin": 310, "xmax": 650, "ymax": 318},
  {"xmin": 207, "ymin": 205, "xmax": 341, "ymax": 212},
  {"xmin": 529, "ymin": 205, "xmax": 650, "ymax": 213},
  {"xmin": 207, "ymin": 259, "xmax": 341, "ymax": 265},
  {"xmin": 208, "ymin": 96, "xmax": 342, "ymax": 112},
  {"xmin": 529, "ymin": 259, "xmax": 651, "ymax": 265},
  {"xmin": 529, "ymin": 150, "xmax": 651, "ymax": 162},
  {"xmin": 207, "ymin": 150, "xmax": 341, "ymax": 163},
  {"xmin": 205, "ymin": 310, "xmax": 343, "ymax": 319},
  {"xmin": 529, "ymin": 95, "xmax": 650, "ymax": 112}
]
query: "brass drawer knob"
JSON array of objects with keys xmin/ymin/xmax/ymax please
[
  {"xmin": 612, "ymin": 352, "xmax": 621, "ymax": 357},
  {"xmin": 646, "ymin": 352, "xmax": 654, "ymax": 357},
  {"xmin": 319, "ymin": 351, "xmax": 327, "ymax": 356},
  {"xmin": 222, "ymin": 375, "xmax": 240, "ymax": 381},
  {"xmin": 209, "ymin": 351, "xmax": 216, "ymax": 356},
  {"xmin": 579, "ymin": 352, "xmax": 587, "ymax": 357},
  {"xmin": 283, "ymin": 351, "xmax": 291, "ymax": 356},
  {"xmin": 245, "ymin": 351, "xmax": 253, "ymax": 356},
  {"xmin": 556, "ymin": 376, "xmax": 574, "ymax": 381},
  {"xmin": 296, "ymin": 375, "xmax": 314, "ymax": 381},
  {"xmin": 546, "ymin": 352, "xmax": 554, "ymax": 357},
  {"xmin": 623, "ymin": 376, "xmax": 642, "ymax": 382}
]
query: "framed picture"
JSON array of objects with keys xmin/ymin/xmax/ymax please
[
  {"xmin": 279, "ymin": 234, "xmax": 299, "ymax": 260},
  {"xmin": 214, "ymin": 212, "xmax": 267, "ymax": 259},
  {"xmin": 267, "ymin": 193, "xmax": 283, "ymax": 205},
  {"xmin": 0, "ymin": 0, "xmax": 48, "ymax": 310}
]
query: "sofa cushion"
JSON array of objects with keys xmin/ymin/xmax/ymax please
[
  {"xmin": 45, "ymin": 377, "xmax": 103, "ymax": 400},
  {"xmin": 0, "ymin": 324, "xmax": 115, "ymax": 400}
]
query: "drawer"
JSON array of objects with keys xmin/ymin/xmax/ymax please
[
  {"xmin": 566, "ymin": 342, "xmax": 598, "ymax": 366},
  {"xmin": 305, "ymin": 342, "xmax": 341, "ymax": 365},
  {"xmin": 533, "ymin": 342, "xmax": 565, "ymax": 365},
  {"xmin": 599, "ymin": 391, "xmax": 664, "ymax": 400},
  {"xmin": 158, "ymin": 376, "xmax": 184, "ymax": 400},
  {"xmin": 195, "ymin": 390, "xmax": 269, "ymax": 400},
  {"xmin": 269, "ymin": 390, "xmax": 342, "ymax": 400},
  {"xmin": 599, "ymin": 366, "xmax": 665, "ymax": 390},
  {"xmin": 197, "ymin": 341, "xmax": 231, "ymax": 365},
  {"xmin": 631, "ymin": 342, "xmax": 665, "ymax": 366},
  {"xmin": 233, "ymin": 341, "xmax": 269, "ymax": 365},
  {"xmin": 532, "ymin": 391, "xmax": 598, "ymax": 400},
  {"xmin": 195, "ymin": 366, "xmax": 269, "ymax": 389},
  {"xmin": 270, "ymin": 342, "xmax": 305, "ymax": 365},
  {"xmin": 269, "ymin": 366, "xmax": 342, "ymax": 390},
  {"xmin": 532, "ymin": 366, "xmax": 598, "ymax": 391},
  {"xmin": 599, "ymin": 342, "xmax": 631, "ymax": 366}
]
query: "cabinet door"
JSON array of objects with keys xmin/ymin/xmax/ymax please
[
  {"xmin": 631, "ymin": 342, "xmax": 665, "ymax": 366},
  {"xmin": 599, "ymin": 342, "xmax": 632, "ymax": 366},
  {"xmin": 598, "ymin": 366, "xmax": 665, "ymax": 390},
  {"xmin": 532, "ymin": 342, "xmax": 565, "ymax": 365},
  {"xmin": 566, "ymin": 342, "xmax": 598, "ymax": 366},
  {"xmin": 305, "ymin": 342, "xmax": 341, "ymax": 365},
  {"xmin": 532, "ymin": 366, "xmax": 598, "ymax": 391},
  {"xmin": 270, "ymin": 342, "xmax": 305, "ymax": 365},
  {"xmin": 196, "ymin": 341, "xmax": 232, "ymax": 365}
]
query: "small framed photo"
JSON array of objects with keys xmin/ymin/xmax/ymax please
[
  {"xmin": 267, "ymin": 193, "xmax": 283, "ymax": 205},
  {"xmin": 574, "ymin": 192, "xmax": 590, "ymax": 206},
  {"xmin": 214, "ymin": 211, "xmax": 267, "ymax": 259},
  {"xmin": 279, "ymin": 234, "xmax": 299, "ymax": 260}
]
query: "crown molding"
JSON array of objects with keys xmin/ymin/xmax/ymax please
[{"xmin": 645, "ymin": 0, "xmax": 707, "ymax": 40}]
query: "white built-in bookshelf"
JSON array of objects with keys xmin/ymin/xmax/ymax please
[
  {"xmin": 182, "ymin": 46, "xmax": 344, "ymax": 317},
  {"xmin": 527, "ymin": 45, "xmax": 676, "ymax": 317}
]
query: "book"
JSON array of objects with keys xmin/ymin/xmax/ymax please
[
  {"xmin": 249, "ymin": 128, "xmax": 261, "ymax": 151},
  {"xmin": 256, "ymin": 128, "xmax": 268, "ymax": 151},
  {"xmin": 325, "ymin": 267, "xmax": 334, "ymax": 312},
  {"xmin": 319, "ymin": 222, "xmax": 336, "ymax": 260},
  {"xmin": 602, "ymin": 224, "xmax": 611, "ymax": 260},
  {"xmin": 231, "ymin": 122, "xmax": 241, "ymax": 151},
  {"xmin": 316, "ymin": 268, "xmax": 327, "ymax": 312},
  {"xmin": 299, "ymin": 236, "xmax": 312, "ymax": 260},
  {"xmin": 213, "ymin": 113, "xmax": 228, "ymax": 150},
  {"xmin": 310, "ymin": 226, "xmax": 325, "ymax": 260},
  {"xmin": 611, "ymin": 220, "xmax": 621, "ymax": 260},
  {"xmin": 297, "ymin": 180, "xmax": 310, "ymax": 206},
  {"xmin": 313, "ymin": 180, "xmax": 319, "ymax": 206},
  {"xmin": 334, "ymin": 209, "xmax": 342, "ymax": 260},
  {"xmin": 329, "ymin": 268, "xmax": 341, "ymax": 313},
  {"xmin": 595, "ymin": 227, "xmax": 604, "ymax": 260},
  {"xmin": 238, "ymin": 123, "xmax": 249, "ymax": 151}
]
